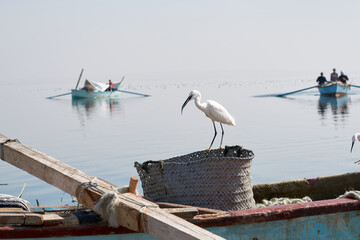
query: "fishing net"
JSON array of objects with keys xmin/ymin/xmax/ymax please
[{"xmin": 134, "ymin": 146, "xmax": 255, "ymax": 211}]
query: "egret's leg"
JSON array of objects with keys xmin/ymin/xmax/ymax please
[
  {"xmin": 208, "ymin": 122, "xmax": 217, "ymax": 151},
  {"xmin": 219, "ymin": 123, "xmax": 224, "ymax": 149}
]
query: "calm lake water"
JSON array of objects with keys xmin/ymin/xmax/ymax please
[{"xmin": 1, "ymin": 72, "xmax": 360, "ymax": 206}]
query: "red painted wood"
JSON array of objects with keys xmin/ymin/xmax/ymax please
[
  {"xmin": 0, "ymin": 225, "xmax": 136, "ymax": 239},
  {"xmin": 193, "ymin": 198, "xmax": 360, "ymax": 228}
]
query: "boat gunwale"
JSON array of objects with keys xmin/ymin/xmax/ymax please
[
  {"xmin": 192, "ymin": 197, "xmax": 360, "ymax": 228},
  {"xmin": 71, "ymin": 89, "xmax": 122, "ymax": 99},
  {"xmin": 317, "ymin": 81, "xmax": 350, "ymax": 88}
]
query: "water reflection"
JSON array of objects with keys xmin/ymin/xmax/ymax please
[
  {"xmin": 317, "ymin": 95, "xmax": 350, "ymax": 121},
  {"xmin": 72, "ymin": 98, "xmax": 122, "ymax": 121}
]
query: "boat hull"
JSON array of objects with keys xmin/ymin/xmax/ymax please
[
  {"xmin": 71, "ymin": 89, "xmax": 122, "ymax": 99},
  {"xmin": 1, "ymin": 199, "xmax": 360, "ymax": 239},
  {"xmin": 2, "ymin": 172, "xmax": 360, "ymax": 239},
  {"xmin": 317, "ymin": 82, "xmax": 349, "ymax": 97}
]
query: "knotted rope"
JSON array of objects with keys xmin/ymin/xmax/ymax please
[
  {"xmin": 256, "ymin": 196, "xmax": 312, "ymax": 208},
  {"xmin": 76, "ymin": 177, "xmax": 103, "ymax": 211},
  {"xmin": 337, "ymin": 190, "xmax": 360, "ymax": 200},
  {"xmin": 93, "ymin": 191, "xmax": 156, "ymax": 230}
]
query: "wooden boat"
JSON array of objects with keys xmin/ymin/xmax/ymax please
[
  {"xmin": 71, "ymin": 80, "xmax": 150, "ymax": 99},
  {"xmin": 2, "ymin": 133, "xmax": 360, "ymax": 239},
  {"xmin": 317, "ymin": 81, "xmax": 350, "ymax": 97},
  {"xmin": 2, "ymin": 171, "xmax": 360, "ymax": 239},
  {"xmin": 72, "ymin": 80, "xmax": 123, "ymax": 99},
  {"xmin": 71, "ymin": 89, "xmax": 122, "ymax": 98}
]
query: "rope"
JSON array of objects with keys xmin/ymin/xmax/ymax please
[
  {"xmin": 118, "ymin": 193, "xmax": 157, "ymax": 232},
  {"xmin": 138, "ymin": 203, "xmax": 156, "ymax": 233},
  {"xmin": 0, "ymin": 139, "xmax": 20, "ymax": 160},
  {"xmin": 255, "ymin": 190, "xmax": 360, "ymax": 209},
  {"xmin": 76, "ymin": 177, "xmax": 102, "ymax": 211},
  {"xmin": 93, "ymin": 191, "xmax": 157, "ymax": 230},
  {"xmin": 256, "ymin": 196, "xmax": 312, "ymax": 208},
  {"xmin": 337, "ymin": 190, "xmax": 360, "ymax": 200}
]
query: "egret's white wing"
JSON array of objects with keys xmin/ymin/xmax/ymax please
[{"xmin": 207, "ymin": 100, "xmax": 235, "ymax": 125}]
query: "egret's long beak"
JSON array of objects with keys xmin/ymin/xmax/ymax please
[
  {"xmin": 351, "ymin": 141, "xmax": 355, "ymax": 153},
  {"xmin": 181, "ymin": 96, "xmax": 192, "ymax": 115}
]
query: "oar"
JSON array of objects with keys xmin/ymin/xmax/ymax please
[
  {"xmin": 118, "ymin": 76, "xmax": 125, "ymax": 87},
  {"xmin": 46, "ymin": 92, "xmax": 72, "ymax": 99},
  {"xmin": 350, "ymin": 84, "xmax": 360, "ymax": 88},
  {"xmin": 75, "ymin": 68, "xmax": 84, "ymax": 90},
  {"xmin": 116, "ymin": 89, "xmax": 151, "ymax": 97},
  {"xmin": 275, "ymin": 85, "xmax": 318, "ymax": 97}
]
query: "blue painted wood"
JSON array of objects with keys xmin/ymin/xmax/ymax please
[
  {"xmin": 31, "ymin": 206, "xmax": 76, "ymax": 213},
  {"xmin": 71, "ymin": 89, "xmax": 150, "ymax": 98},
  {"xmin": 71, "ymin": 89, "xmax": 122, "ymax": 99},
  {"xmin": 209, "ymin": 210, "xmax": 360, "ymax": 240},
  {"xmin": 318, "ymin": 82, "xmax": 349, "ymax": 97}
]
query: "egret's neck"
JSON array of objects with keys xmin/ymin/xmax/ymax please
[{"xmin": 194, "ymin": 97, "xmax": 206, "ymax": 112}]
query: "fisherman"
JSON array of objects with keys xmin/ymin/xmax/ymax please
[
  {"xmin": 338, "ymin": 71, "xmax": 349, "ymax": 84},
  {"xmin": 330, "ymin": 68, "xmax": 338, "ymax": 82},
  {"xmin": 106, "ymin": 80, "xmax": 114, "ymax": 91},
  {"xmin": 316, "ymin": 72, "xmax": 327, "ymax": 85}
]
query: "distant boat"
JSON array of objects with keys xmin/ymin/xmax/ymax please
[
  {"xmin": 72, "ymin": 80, "xmax": 123, "ymax": 99},
  {"xmin": 317, "ymin": 82, "xmax": 350, "ymax": 97}
]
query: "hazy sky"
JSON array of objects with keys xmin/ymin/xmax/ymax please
[{"xmin": 1, "ymin": 0, "xmax": 360, "ymax": 84}]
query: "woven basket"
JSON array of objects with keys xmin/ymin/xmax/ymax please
[{"xmin": 134, "ymin": 146, "xmax": 255, "ymax": 211}]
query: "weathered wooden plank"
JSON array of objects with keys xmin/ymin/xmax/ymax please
[
  {"xmin": 0, "ymin": 134, "xmax": 116, "ymax": 196},
  {"xmin": 0, "ymin": 212, "xmax": 43, "ymax": 225},
  {"xmin": 253, "ymin": 172, "xmax": 360, "ymax": 202},
  {"xmin": 156, "ymin": 202, "xmax": 227, "ymax": 215},
  {"xmin": 42, "ymin": 213, "xmax": 79, "ymax": 226},
  {"xmin": 0, "ymin": 208, "xmax": 26, "ymax": 212},
  {"xmin": 143, "ymin": 207, "xmax": 219, "ymax": 240},
  {"xmin": 164, "ymin": 207, "xmax": 199, "ymax": 219},
  {"xmin": 0, "ymin": 134, "xmax": 224, "ymax": 240}
]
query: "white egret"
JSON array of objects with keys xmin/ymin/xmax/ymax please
[
  {"xmin": 181, "ymin": 90, "xmax": 235, "ymax": 151},
  {"xmin": 351, "ymin": 132, "xmax": 360, "ymax": 153}
]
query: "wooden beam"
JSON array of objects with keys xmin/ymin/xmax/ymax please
[
  {"xmin": 253, "ymin": 172, "xmax": 360, "ymax": 202},
  {"xmin": 0, "ymin": 134, "xmax": 224, "ymax": 240},
  {"xmin": 42, "ymin": 213, "xmax": 79, "ymax": 226},
  {"xmin": 0, "ymin": 212, "xmax": 43, "ymax": 225}
]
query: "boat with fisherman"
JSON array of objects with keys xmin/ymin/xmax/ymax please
[
  {"xmin": 47, "ymin": 69, "xmax": 150, "ymax": 99},
  {"xmin": 72, "ymin": 79, "xmax": 124, "ymax": 99},
  {"xmin": 71, "ymin": 79, "xmax": 149, "ymax": 99},
  {"xmin": 317, "ymin": 81, "xmax": 350, "ymax": 98}
]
